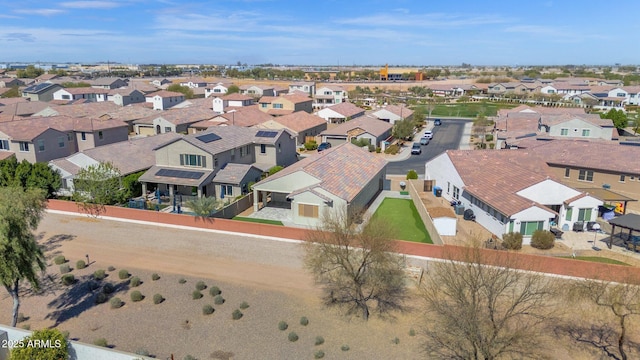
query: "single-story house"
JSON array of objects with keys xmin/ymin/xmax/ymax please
[
  {"xmin": 370, "ymin": 104, "xmax": 414, "ymax": 124},
  {"xmin": 316, "ymin": 102, "xmax": 365, "ymax": 124},
  {"xmin": 320, "ymin": 116, "xmax": 392, "ymax": 148}
]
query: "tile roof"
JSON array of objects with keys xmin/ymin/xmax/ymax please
[
  {"xmin": 191, "ymin": 106, "xmax": 273, "ymax": 128},
  {"xmin": 0, "ymin": 115, "xmax": 127, "ymax": 140},
  {"xmin": 320, "ymin": 102, "xmax": 365, "ymax": 118},
  {"xmin": 260, "ymin": 111, "xmax": 326, "ymax": 133},
  {"xmin": 145, "ymin": 90, "xmax": 184, "ymax": 98},
  {"xmin": 62, "ymin": 87, "xmax": 110, "ymax": 95},
  {"xmin": 0, "ymin": 151, "xmax": 15, "ymax": 161},
  {"xmin": 37, "ymin": 101, "xmax": 121, "ymax": 118},
  {"xmin": 372, "ymin": 104, "xmax": 414, "ymax": 118},
  {"xmin": 282, "ymin": 93, "xmax": 312, "ymax": 104},
  {"xmin": 142, "ymin": 107, "xmax": 215, "ymax": 126},
  {"xmin": 221, "ymin": 93, "xmax": 252, "ymax": 101},
  {"xmin": 212, "ymin": 163, "xmax": 256, "ymax": 184},
  {"xmin": 321, "ymin": 116, "xmax": 392, "ymax": 138},
  {"xmin": 0, "ymin": 101, "xmax": 51, "ymax": 120}
]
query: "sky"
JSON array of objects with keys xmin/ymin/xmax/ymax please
[{"xmin": 1, "ymin": 0, "xmax": 639, "ymax": 66}]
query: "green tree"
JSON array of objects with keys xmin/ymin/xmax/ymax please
[
  {"xmin": 0, "ymin": 157, "xmax": 18, "ymax": 186},
  {"xmin": 13, "ymin": 160, "xmax": 33, "ymax": 189},
  {"xmin": 0, "ymin": 86, "xmax": 20, "ymax": 98},
  {"xmin": 268, "ymin": 165, "xmax": 284, "ymax": 176},
  {"xmin": 26, "ymin": 162, "xmax": 61, "ymax": 198},
  {"xmin": 632, "ymin": 114, "xmax": 640, "ymax": 134},
  {"xmin": 601, "ymin": 108, "xmax": 628, "ymax": 130},
  {"xmin": 121, "ymin": 170, "xmax": 144, "ymax": 199},
  {"xmin": 392, "ymin": 119, "xmax": 415, "ymax": 141},
  {"xmin": 167, "ymin": 84, "xmax": 194, "ymax": 99},
  {"xmin": 15, "ymin": 65, "xmax": 44, "ymax": 78},
  {"xmin": 72, "ymin": 162, "xmax": 125, "ymax": 216},
  {"xmin": 9, "ymin": 328, "xmax": 68, "ymax": 360},
  {"xmin": 0, "ymin": 187, "xmax": 47, "ymax": 327},
  {"xmin": 185, "ymin": 196, "xmax": 219, "ymax": 217},
  {"xmin": 227, "ymin": 84, "xmax": 240, "ymax": 94}
]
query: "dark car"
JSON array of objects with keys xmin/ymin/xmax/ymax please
[
  {"xmin": 317, "ymin": 142, "xmax": 332, "ymax": 152},
  {"xmin": 411, "ymin": 142, "xmax": 422, "ymax": 155},
  {"xmin": 434, "ymin": 119, "xmax": 442, "ymax": 126}
]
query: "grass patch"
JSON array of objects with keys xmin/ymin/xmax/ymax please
[
  {"xmin": 559, "ymin": 256, "xmax": 630, "ymax": 266},
  {"xmin": 418, "ymin": 102, "xmax": 518, "ymax": 118},
  {"xmin": 399, "ymin": 191, "xmax": 409, "ymax": 195},
  {"xmin": 372, "ymin": 198, "xmax": 432, "ymax": 243},
  {"xmin": 232, "ymin": 216, "xmax": 284, "ymax": 226}
]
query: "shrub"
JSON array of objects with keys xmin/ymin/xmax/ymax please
[
  {"xmin": 179, "ymin": 278, "xmax": 187, "ymax": 284},
  {"xmin": 76, "ymin": 260, "xmax": 86, "ymax": 269},
  {"xmin": 118, "ymin": 269, "xmax": 130, "ymax": 279},
  {"xmin": 87, "ymin": 280, "xmax": 100, "ymax": 291},
  {"xmin": 9, "ymin": 329, "xmax": 68, "ymax": 360},
  {"xmin": 406, "ymin": 169, "xmax": 418, "ymax": 180},
  {"xmin": 195, "ymin": 281, "xmax": 207, "ymax": 290},
  {"xmin": 202, "ymin": 304, "xmax": 215, "ymax": 315},
  {"xmin": 213, "ymin": 295, "xmax": 225, "ymax": 305},
  {"xmin": 278, "ymin": 321, "xmax": 288, "ymax": 331},
  {"xmin": 192, "ymin": 290, "xmax": 203, "ymax": 300},
  {"xmin": 392, "ymin": 337, "xmax": 400, "ymax": 345},
  {"xmin": 93, "ymin": 338, "xmax": 108, "ymax": 347},
  {"xmin": 130, "ymin": 276, "xmax": 141, "ymax": 287},
  {"xmin": 135, "ymin": 348, "xmax": 150, "ymax": 356},
  {"xmin": 61, "ymin": 274, "xmax": 75, "ymax": 286},
  {"xmin": 315, "ymin": 336, "xmax": 325, "ymax": 346},
  {"xmin": 151, "ymin": 273, "xmax": 160, "ymax": 281},
  {"xmin": 239, "ymin": 301, "xmax": 249, "ymax": 310},
  {"xmin": 502, "ymin": 232, "xmax": 524, "ymax": 250},
  {"xmin": 209, "ymin": 286, "xmax": 221, "ymax": 296},
  {"xmin": 304, "ymin": 140, "xmax": 318, "ymax": 151},
  {"xmin": 130, "ymin": 290, "xmax": 143, "ymax": 302},
  {"xmin": 384, "ymin": 144, "xmax": 399, "ymax": 154},
  {"xmin": 54, "ymin": 255, "xmax": 66, "ymax": 265},
  {"xmin": 232, "ymin": 309, "xmax": 243, "ymax": 320},
  {"xmin": 485, "ymin": 134, "xmax": 494, "ymax": 142},
  {"xmin": 300, "ymin": 317, "xmax": 309, "ymax": 326},
  {"xmin": 107, "ymin": 266, "xmax": 116, "ymax": 272},
  {"xmin": 93, "ymin": 269, "xmax": 106, "ymax": 280},
  {"xmin": 59, "ymin": 264, "xmax": 71, "ymax": 274},
  {"xmin": 368, "ymin": 144, "xmax": 375, "ymax": 152},
  {"xmin": 153, "ymin": 293, "xmax": 164, "ymax": 304},
  {"xmin": 409, "ymin": 328, "xmax": 416, "ymax": 336},
  {"xmin": 341, "ymin": 345, "xmax": 350, "ymax": 351},
  {"xmin": 314, "ymin": 350, "xmax": 325, "ymax": 359},
  {"xmin": 95, "ymin": 292, "xmax": 108, "ymax": 304},
  {"xmin": 288, "ymin": 331, "xmax": 299, "ymax": 342},
  {"xmin": 489, "ymin": 143, "xmax": 495, "ymax": 149},
  {"xmin": 376, "ymin": 147, "xmax": 381, "ymax": 153},
  {"xmin": 110, "ymin": 297, "xmax": 123, "ymax": 309},
  {"xmin": 531, "ymin": 229, "xmax": 555, "ymax": 250},
  {"xmin": 102, "ymin": 283, "xmax": 115, "ymax": 294},
  {"xmin": 184, "ymin": 356, "xmax": 197, "ymax": 360}
]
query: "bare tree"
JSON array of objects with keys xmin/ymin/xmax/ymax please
[
  {"xmin": 421, "ymin": 247, "xmax": 558, "ymax": 359},
  {"xmin": 303, "ymin": 208, "xmax": 407, "ymax": 321}
]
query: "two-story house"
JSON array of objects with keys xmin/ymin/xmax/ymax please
[
  {"xmin": 189, "ymin": 106, "xmax": 273, "ymax": 132},
  {"xmin": 133, "ymin": 107, "xmax": 216, "ymax": 136},
  {"xmin": 179, "ymin": 78, "xmax": 209, "ymax": 89},
  {"xmin": 258, "ymin": 94, "xmax": 313, "ymax": 115},
  {"xmin": 204, "ymin": 82, "xmax": 233, "ymax": 98},
  {"xmin": 253, "ymin": 111, "xmax": 327, "ymax": 146},
  {"xmin": 91, "ymin": 78, "xmax": 128, "ymax": 89},
  {"xmin": 145, "ymin": 90, "xmax": 185, "ymax": 110},
  {"xmin": 53, "ymin": 87, "xmax": 110, "ymax": 103},
  {"xmin": 21, "ymin": 82, "xmax": 63, "ymax": 102},
  {"xmin": 212, "ymin": 93, "xmax": 254, "ymax": 113},
  {"xmin": 107, "ymin": 88, "xmax": 146, "ymax": 106},
  {"xmin": 313, "ymin": 85, "xmax": 347, "ymax": 110},
  {"xmin": 289, "ymin": 81, "xmax": 316, "ymax": 97}
]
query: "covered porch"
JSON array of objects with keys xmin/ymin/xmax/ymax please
[
  {"xmin": 138, "ymin": 165, "xmax": 215, "ymax": 204},
  {"xmin": 576, "ymin": 187, "xmax": 637, "ymax": 216}
]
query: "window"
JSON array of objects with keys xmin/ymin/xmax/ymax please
[
  {"xmin": 631, "ymin": 176, "xmax": 636, "ymax": 181},
  {"xmin": 578, "ymin": 208, "xmax": 593, "ymax": 222},
  {"xmin": 164, "ymin": 127, "xmax": 172, "ymax": 133},
  {"xmin": 565, "ymin": 207, "xmax": 573, "ymax": 221},
  {"xmin": 324, "ymin": 91, "xmax": 332, "ymax": 95},
  {"xmin": 452, "ymin": 186, "xmax": 460, "ymax": 200},
  {"xmin": 98, "ymin": 131, "xmax": 103, "ymax": 140},
  {"xmin": 560, "ymin": 128, "xmax": 569, "ymax": 136},
  {"xmin": 58, "ymin": 136, "xmax": 65, "ymax": 148},
  {"xmin": 298, "ymin": 203, "xmax": 319, "ymax": 218},
  {"xmin": 564, "ymin": 168, "xmax": 570, "ymax": 178},
  {"xmin": 261, "ymin": 103, "xmax": 268, "ymax": 108},
  {"xmin": 617, "ymin": 92, "xmax": 626, "ymax": 97},
  {"xmin": 620, "ymin": 175, "xmax": 626, "ymax": 183},
  {"xmin": 273, "ymin": 103, "xmax": 283, "ymax": 109},
  {"xmin": 19, "ymin": 142, "xmax": 29, "ymax": 152},
  {"xmin": 221, "ymin": 185, "xmax": 232, "ymax": 197},
  {"xmin": 214, "ymin": 157, "xmax": 218, "ymax": 168},
  {"xmin": 260, "ymin": 144, "xmax": 266, "ymax": 154},
  {"xmin": 81, "ymin": 132, "xmax": 86, "ymax": 141},
  {"xmin": 581, "ymin": 129, "xmax": 590, "ymax": 137},
  {"xmin": 36, "ymin": 139, "xmax": 45, "ymax": 152},
  {"xmin": 578, "ymin": 169, "xmax": 594, "ymax": 182},
  {"xmin": 0, "ymin": 139, "xmax": 9, "ymax": 150},
  {"xmin": 519, "ymin": 221, "xmax": 544, "ymax": 236},
  {"xmin": 179, "ymin": 154, "xmax": 206, "ymax": 167},
  {"xmin": 62, "ymin": 94, "xmax": 70, "ymax": 100},
  {"xmin": 447, "ymin": 182, "xmax": 450, "ymax": 194},
  {"xmin": 67, "ymin": 133, "xmax": 73, "ymax": 141}
]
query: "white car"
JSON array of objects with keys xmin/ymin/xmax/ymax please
[{"xmin": 423, "ymin": 130, "xmax": 433, "ymax": 139}]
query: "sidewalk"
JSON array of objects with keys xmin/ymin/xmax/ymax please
[{"xmin": 383, "ymin": 122, "xmax": 435, "ymax": 162}]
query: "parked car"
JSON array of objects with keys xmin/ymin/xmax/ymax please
[
  {"xmin": 317, "ymin": 142, "xmax": 332, "ymax": 152},
  {"xmin": 420, "ymin": 137, "xmax": 430, "ymax": 145},
  {"xmin": 423, "ymin": 130, "xmax": 433, "ymax": 139},
  {"xmin": 411, "ymin": 142, "xmax": 422, "ymax": 155},
  {"xmin": 434, "ymin": 119, "xmax": 442, "ymax": 126}
]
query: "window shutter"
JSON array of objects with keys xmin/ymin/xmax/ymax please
[
  {"xmin": 180, "ymin": 154, "xmax": 184, "ymax": 165},
  {"xmin": 201, "ymin": 156, "xmax": 206, "ymax": 168}
]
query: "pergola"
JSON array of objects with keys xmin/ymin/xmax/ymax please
[
  {"xmin": 576, "ymin": 188, "xmax": 637, "ymax": 215},
  {"xmin": 608, "ymin": 213, "xmax": 640, "ymax": 250}
]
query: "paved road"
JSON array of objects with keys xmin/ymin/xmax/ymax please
[{"xmin": 387, "ymin": 119, "xmax": 468, "ymax": 175}]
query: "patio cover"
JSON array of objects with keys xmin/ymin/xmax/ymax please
[
  {"xmin": 607, "ymin": 213, "xmax": 640, "ymax": 249},
  {"xmin": 576, "ymin": 187, "xmax": 637, "ymax": 215}
]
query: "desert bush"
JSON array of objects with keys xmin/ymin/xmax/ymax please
[
  {"xmin": 195, "ymin": 281, "xmax": 207, "ymax": 290},
  {"xmin": 130, "ymin": 276, "xmax": 141, "ymax": 287},
  {"xmin": 153, "ymin": 293, "xmax": 164, "ymax": 304},
  {"xmin": 107, "ymin": 265, "xmax": 115, "ymax": 272},
  {"xmin": 300, "ymin": 316, "xmax": 309, "ymax": 326},
  {"xmin": 87, "ymin": 281, "xmax": 100, "ymax": 291},
  {"xmin": 315, "ymin": 336, "xmax": 325, "ymax": 345},
  {"xmin": 485, "ymin": 134, "xmax": 494, "ymax": 142},
  {"xmin": 232, "ymin": 309, "xmax": 243, "ymax": 320},
  {"xmin": 409, "ymin": 328, "xmax": 416, "ymax": 336},
  {"xmin": 130, "ymin": 290, "xmax": 143, "ymax": 302},
  {"xmin": 392, "ymin": 337, "xmax": 400, "ymax": 345},
  {"xmin": 502, "ymin": 232, "xmax": 524, "ymax": 250},
  {"xmin": 110, "ymin": 297, "xmax": 123, "ymax": 309},
  {"xmin": 183, "ymin": 356, "xmax": 196, "ymax": 360},
  {"xmin": 202, "ymin": 304, "xmax": 214, "ymax": 315},
  {"xmin": 151, "ymin": 273, "xmax": 160, "ymax": 281},
  {"xmin": 179, "ymin": 278, "xmax": 187, "ymax": 284},
  {"xmin": 406, "ymin": 169, "xmax": 418, "ymax": 180},
  {"xmin": 368, "ymin": 144, "xmax": 375, "ymax": 152},
  {"xmin": 118, "ymin": 269, "xmax": 129, "ymax": 279},
  {"xmin": 489, "ymin": 143, "xmax": 495, "ymax": 149},
  {"xmin": 213, "ymin": 295, "xmax": 225, "ymax": 305},
  {"xmin": 76, "ymin": 260, "xmax": 86, "ymax": 269},
  {"xmin": 314, "ymin": 350, "xmax": 325, "ymax": 359},
  {"xmin": 384, "ymin": 144, "xmax": 400, "ymax": 154},
  {"xmin": 61, "ymin": 274, "xmax": 75, "ymax": 286},
  {"xmin": 341, "ymin": 345, "xmax": 350, "ymax": 351},
  {"xmin": 239, "ymin": 301, "xmax": 249, "ymax": 309},
  {"xmin": 278, "ymin": 321, "xmax": 288, "ymax": 331},
  {"xmin": 288, "ymin": 332, "xmax": 299, "ymax": 342},
  {"xmin": 102, "ymin": 283, "xmax": 115, "ymax": 294},
  {"xmin": 531, "ymin": 229, "xmax": 555, "ymax": 250},
  {"xmin": 54, "ymin": 255, "xmax": 66, "ymax": 265},
  {"xmin": 135, "ymin": 348, "xmax": 150, "ymax": 356},
  {"xmin": 21, "ymin": 325, "xmax": 30, "ymax": 330},
  {"xmin": 95, "ymin": 292, "xmax": 108, "ymax": 304},
  {"xmin": 93, "ymin": 269, "xmax": 106, "ymax": 280},
  {"xmin": 9, "ymin": 329, "xmax": 68, "ymax": 360},
  {"xmin": 93, "ymin": 338, "xmax": 108, "ymax": 347},
  {"xmin": 304, "ymin": 140, "xmax": 318, "ymax": 151},
  {"xmin": 59, "ymin": 264, "xmax": 71, "ymax": 274},
  {"xmin": 192, "ymin": 290, "xmax": 203, "ymax": 300},
  {"xmin": 209, "ymin": 286, "xmax": 221, "ymax": 296},
  {"xmin": 376, "ymin": 147, "xmax": 382, "ymax": 153}
]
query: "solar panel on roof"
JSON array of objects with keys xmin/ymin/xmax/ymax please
[
  {"xmin": 195, "ymin": 132, "xmax": 221, "ymax": 143},
  {"xmin": 255, "ymin": 130, "xmax": 278, "ymax": 138},
  {"xmin": 155, "ymin": 168, "xmax": 204, "ymax": 180}
]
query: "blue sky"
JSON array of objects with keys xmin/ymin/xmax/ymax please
[{"xmin": 1, "ymin": 0, "xmax": 639, "ymax": 66}]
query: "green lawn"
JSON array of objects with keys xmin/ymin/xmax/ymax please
[
  {"xmin": 372, "ymin": 198, "xmax": 432, "ymax": 244},
  {"xmin": 559, "ymin": 256, "xmax": 630, "ymax": 266},
  {"xmin": 416, "ymin": 102, "xmax": 519, "ymax": 118},
  {"xmin": 232, "ymin": 216, "xmax": 284, "ymax": 226}
]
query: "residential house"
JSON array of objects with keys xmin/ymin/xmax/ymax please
[
  {"xmin": 0, "ymin": 78, "xmax": 24, "ymax": 88},
  {"xmin": 252, "ymin": 143, "xmax": 387, "ymax": 227},
  {"xmin": 53, "ymin": 87, "xmax": 110, "ymax": 103},
  {"xmin": 315, "ymin": 102, "xmax": 366, "ymax": 124},
  {"xmin": 289, "ymin": 81, "xmax": 316, "ymax": 97},
  {"xmin": 151, "ymin": 78, "xmax": 172, "ymax": 87},
  {"xmin": 107, "ymin": 88, "xmax": 146, "ymax": 106},
  {"xmin": 487, "ymin": 82, "xmax": 529, "ymax": 96},
  {"xmin": 204, "ymin": 82, "xmax": 233, "ymax": 98},
  {"xmin": 212, "ymin": 93, "xmax": 254, "ymax": 113},
  {"xmin": 138, "ymin": 126, "xmax": 297, "ymax": 202},
  {"xmin": 179, "ymin": 78, "xmax": 209, "ymax": 88},
  {"xmin": 320, "ymin": 116, "xmax": 392, "ymax": 148},
  {"xmin": 240, "ymin": 85, "xmax": 276, "ymax": 98},
  {"xmin": 21, "ymin": 82, "xmax": 63, "ymax": 102},
  {"xmin": 91, "ymin": 78, "xmax": 128, "ymax": 89},
  {"xmin": 145, "ymin": 90, "xmax": 185, "ymax": 110},
  {"xmin": 0, "ymin": 100, "xmax": 51, "ymax": 121},
  {"xmin": 370, "ymin": 104, "xmax": 414, "ymax": 124},
  {"xmin": 258, "ymin": 94, "xmax": 313, "ymax": 115},
  {"xmin": 313, "ymin": 85, "xmax": 347, "ymax": 110},
  {"xmin": 429, "ymin": 84, "xmax": 479, "ymax": 97},
  {"xmin": 621, "ymin": 86, "xmax": 640, "ymax": 106},
  {"xmin": 189, "ymin": 106, "xmax": 273, "ymax": 132},
  {"xmin": 253, "ymin": 111, "xmax": 327, "ymax": 146},
  {"xmin": 424, "ymin": 149, "xmax": 602, "ymax": 243},
  {"xmin": 133, "ymin": 107, "xmax": 216, "ymax": 135},
  {"xmin": 34, "ymin": 73, "xmax": 59, "ymax": 83}
]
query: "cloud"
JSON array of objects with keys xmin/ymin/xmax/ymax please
[
  {"xmin": 3, "ymin": 32, "xmax": 36, "ymax": 42},
  {"xmin": 13, "ymin": 8, "xmax": 65, "ymax": 16},
  {"xmin": 335, "ymin": 12, "xmax": 511, "ymax": 28},
  {"xmin": 503, "ymin": 25, "xmax": 608, "ymax": 42},
  {"xmin": 60, "ymin": 1, "xmax": 123, "ymax": 9}
]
